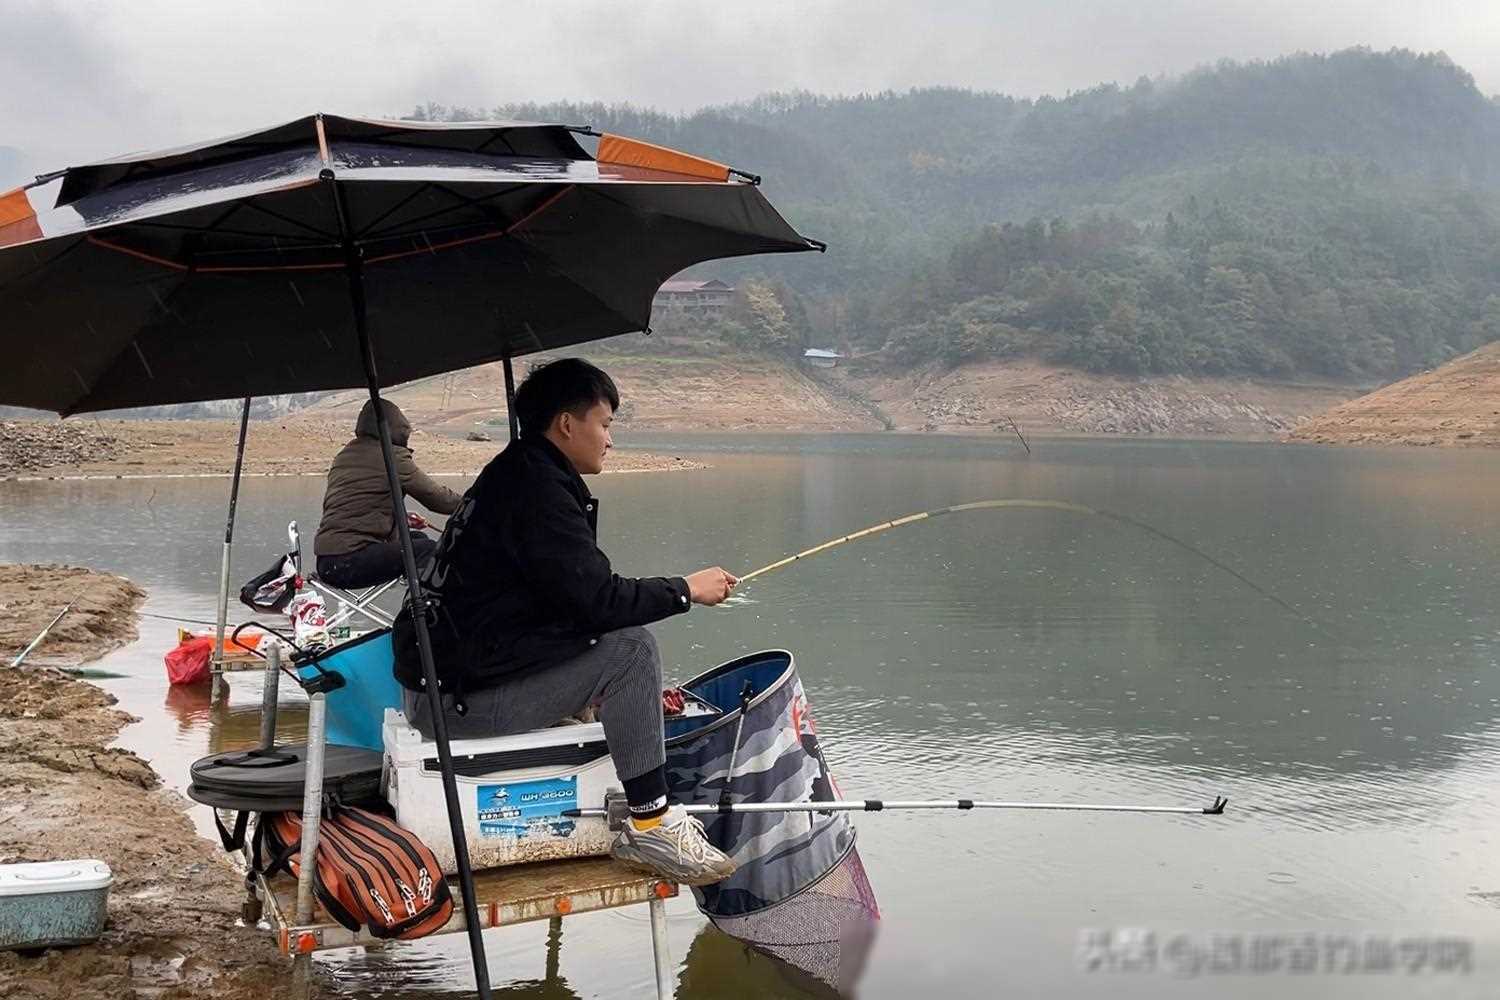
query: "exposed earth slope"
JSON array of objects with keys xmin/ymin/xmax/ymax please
[{"xmin": 1287, "ymin": 343, "xmax": 1500, "ymax": 447}]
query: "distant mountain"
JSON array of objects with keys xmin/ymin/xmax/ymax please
[
  {"xmin": 384, "ymin": 51, "xmax": 1500, "ymax": 381},
  {"xmin": 28, "ymin": 50, "xmax": 1499, "ymax": 425},
  {"xmin": 462, "ymin": 49, "xmax": 1500, "ymax": 290}
]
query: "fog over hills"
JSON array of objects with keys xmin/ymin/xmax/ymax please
[{"xmin": 414, "ymin": 49, "xmax": 1500, "ymax": 381}]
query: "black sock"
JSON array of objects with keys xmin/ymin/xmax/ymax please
[{"xmin": 622, "ymin": 765, "xmax": 669, "ymax": 818}]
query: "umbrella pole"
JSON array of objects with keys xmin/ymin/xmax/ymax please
[
  {"xmin": 327, "ymin": 175, "xmax": 494, "ymax": 999},
  {"xmin": 503, "ymin": 355, "xmax": 519, "ymax": 441},
  {"xmin": 211, "ymin": 395, "xmax": 252, "ymax": 700}
]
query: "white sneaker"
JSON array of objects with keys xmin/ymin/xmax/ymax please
[{"xmin": 610, "ymin": 804, "xmax": 738, "ymax": 886}]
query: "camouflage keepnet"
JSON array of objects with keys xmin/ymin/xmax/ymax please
[{"xmin": 666, "ymin": 651, "xmax": 879, "ymax": 990}]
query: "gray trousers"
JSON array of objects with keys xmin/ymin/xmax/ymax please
[{"xmin": 402, "ymin": 625, "xmax": 665, "ymax": 783}]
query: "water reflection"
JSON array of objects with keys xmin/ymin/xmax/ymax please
[
  {"xmin": 4, "ymin": 436, "xmax": 1500, "ymax": 998},
  {"xmin": 677, "ymin": 925, "xmax": 845, "ymax": 999},
  {"xmin": 162, "ymin": 679, "xmax": 313, "ymax": 753},
  {"xmin": 323, "ymin": 916, "xmax": 586, "ymax": 999},
  {"xmin": 318, "ymin": 918, "xmax": 852, "ymax": 1000}
]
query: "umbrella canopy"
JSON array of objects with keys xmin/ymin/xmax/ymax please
[
  {"xmin": 0, "ymin": 113, "xmax": 820, "ymax": 414},
  {"xmin": 0, "ymin": 114, "xmax": 824, "ymax": 999}
]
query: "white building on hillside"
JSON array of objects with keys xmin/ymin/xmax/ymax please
[{"xmin": 653, "ymin": 279, "xmax": 734, "ymax": 314}]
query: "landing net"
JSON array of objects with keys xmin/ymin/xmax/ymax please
[
  {"xmin": 708, "ymin": 840, "xmax": 879, "ymax": 992},
  {"xmin": 666, "ymin": 650, "xmax": 881, "ymax": 992}
]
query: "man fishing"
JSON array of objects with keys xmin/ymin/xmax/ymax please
[
  {"xmin": 314, "ymin": 399, "xmax": 463, "ymax": 589},
  {"xmin": 392, "ymin": 358, "xmax": 741, "ymax": 885}
]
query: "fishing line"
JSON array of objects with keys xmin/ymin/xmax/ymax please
[
  {"xmin": 139, "ymin": 610, "xmax": 287, "ymax": 628},
  {"xmin": 736, "ymin": 498, "xmax": 1322, "ymax": 633},
  {"xmin": 138, "ymin": 611, "xmax": 235, "ymax": 626}
]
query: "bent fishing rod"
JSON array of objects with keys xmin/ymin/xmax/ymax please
[
  {"xmin": 733, "ymin": 498, "xmax": 1317, "ymax": 631},
  {"xmin": 567, "ymin": 793, "xmax": 1228, "ymax": 823}
]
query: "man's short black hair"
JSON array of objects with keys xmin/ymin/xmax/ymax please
[{"xmin": 514, "ymin": 358, "xmax": 620, "ymax": 435}]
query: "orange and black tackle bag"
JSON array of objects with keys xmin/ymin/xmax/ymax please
[
  {"xmin": 258, "ymin": 810, "xmax": 364, "ymax": 932},
  {"xmin": 258, "ymin": 806, "xmax": 454, "ymax": 940}
]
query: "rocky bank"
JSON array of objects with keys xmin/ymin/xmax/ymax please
[
  {"xmin": 0, "ymin": 416, "xmax": 704, "ymax": 479},
  {"xmin": 835, "ymin": 359, "xmax": 1361, "ymax": 437}
]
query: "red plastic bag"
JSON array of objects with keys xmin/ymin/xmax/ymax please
[{"xmin": 165, "ymin": 636, "xmax": 214, "ymax": 685}]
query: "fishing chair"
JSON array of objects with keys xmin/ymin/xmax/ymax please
[
  {"xmin": 286, "ymin": 520, "xmax": 398, "ymax": 631},
  {"xmin": 305, "ymin": 577, "xmax": 399, "ymax": 630}
]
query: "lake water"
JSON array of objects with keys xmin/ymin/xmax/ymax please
[{"xmin": 3, "ymin": 433, "xmax": 1499, "ymax": 999}]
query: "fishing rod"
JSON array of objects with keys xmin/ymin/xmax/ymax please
[
  {"xmin": 566, "ymin": 794, "xmax": 1228, "ymax": 823},
  {"xmin": 734, "ymin": 498, "xmax": 1317, "ymax": 630},
  {"xmin": 10, "ymin": 601, "xmax": 76, "ymax": 667}
]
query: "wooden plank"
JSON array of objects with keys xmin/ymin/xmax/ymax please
[{"xmin": 263, "ymin": 856, "xmax": 678, "ymax": 954}]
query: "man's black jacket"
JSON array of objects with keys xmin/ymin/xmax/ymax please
[{"xmin": 392, "ymin": 434, "xmax": 690, "ymax": 698}]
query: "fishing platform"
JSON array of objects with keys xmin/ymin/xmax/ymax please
[
  {"xmin": 258, "ymin": 855, "xmax": 676, "ymax": 957},
  {"xmin": 211, "ymin": 643, "xmax": 685, "ymax": 999}
]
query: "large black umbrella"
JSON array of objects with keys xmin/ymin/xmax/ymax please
[
  {"xmin": 0, "ymin": 114, "xmax": 818, "ymax": 413},
  {"xmin": 0, "ymin": 113, "xmax": 821, "ymax": 997}
]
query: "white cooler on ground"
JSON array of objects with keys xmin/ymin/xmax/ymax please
[
  {"xmin": 381, "ymin": 709, "xmax": 621, "ymax": 872},
  {"xmin": 0, "ymin": 859, "xmax": 113, "ymax": 950}
]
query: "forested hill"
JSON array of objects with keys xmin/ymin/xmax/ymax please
[{"xmin": 412, "ymin": 48, "xmax": 1500, "ymax": 381}]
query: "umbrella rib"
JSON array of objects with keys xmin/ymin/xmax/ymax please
[
  {"xmin": 203, "ymin": 199, "xmax": 251, "ymax": 235},
  {"xmin": 356, "ymin": 181, "xmax": 530, "ymax": 241},
  {"xmin": 362, "ymin": 187, "xmax": 573, "ymax": 265},
  {"xmin": 128, "ymin": 219, "xmax": 331, "ymax": 246},
  {"xmin": 472, "ymin": 130, "xmax": 520, "ymax": 156},
  {"xmin": 84, "ymin": 235, "xmax": 343, "ymax": 274},
  {"xmin": 196, "ymin": 197, "xmax": 334, "ymax": 245},
  {"xmin": 189, "ymin": 240, "xmax": 339, "ymax": 259},
  {"xmin": 235, "ymin": 199, "xmax": 339, "ymax": 240},
  {"xmin": 351, "ymin": 182, "xmax": 437, "ymax": 240},
  {"xmin": 0, "ymin": 234, "xmax": 89, "ymax": 291},
  {"xmin": 422, "ymin": 181, "xmax": 521, "ymax": 231},
  {"xmin": 86, "ymin": 236, "xmax": 189, "ymax": 271}
]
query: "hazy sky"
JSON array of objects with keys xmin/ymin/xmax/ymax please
[{"xmin": 3, "ymin": 0, "xmax": 1499, "ymax": 186}]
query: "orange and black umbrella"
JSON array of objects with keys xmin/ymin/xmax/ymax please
[
  {"xmin": 0, "ymin": 114, "xmax": 822, "ymax": 999},
  {"xmin": 0, "ymin": 113, "xmax": 820, "ymax": 414}
]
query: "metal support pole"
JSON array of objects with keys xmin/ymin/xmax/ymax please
[
  {"xmin": 322, "ymin": 147, "xmax": 494, "ymax": 999},
  {"xmin": 294, "ymin": 691, "xmax": 327, "ymax": 925},
  {"xmin": 258, "ymin": 643, "xmax": 281, "ymax": 750},
  {"xmin": 291, "ymin": 691, "xmax": 327, "ymax": 996},
  {"xmin": 211, "ymin": 395, "xmax": 252, "ymax": 700},
  {"xmin": 502, "ymin": 355, "xmax": 519, "ymax": 442},
  {"xmin": 648, "ymin": 896, "xmax": 673, "ymax": 1000}
]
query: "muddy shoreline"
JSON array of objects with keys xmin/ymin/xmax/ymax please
[
  {"xmin": 0, "ymin": 565, "xmax": 290, "ymax": 1000},
  {"xmin": 0, "ymin": 417, "xmax": 705, "ymax": 480}
]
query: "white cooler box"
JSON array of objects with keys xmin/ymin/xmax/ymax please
[
  {"xmin": 0, "ymin": 859, "xmax": 112, "ymax": 950},
  {"xmin": 381, "ymin": 709, "xmax": 621, "ymax": 872}
]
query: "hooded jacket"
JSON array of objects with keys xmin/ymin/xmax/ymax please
[
  {"xmin": 313, "ymin": 400, "xmax": 464, "ymax": 558},
  {"xmin": 392, "ymin": 434, "xmax": 689, "ymax": 696}
]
